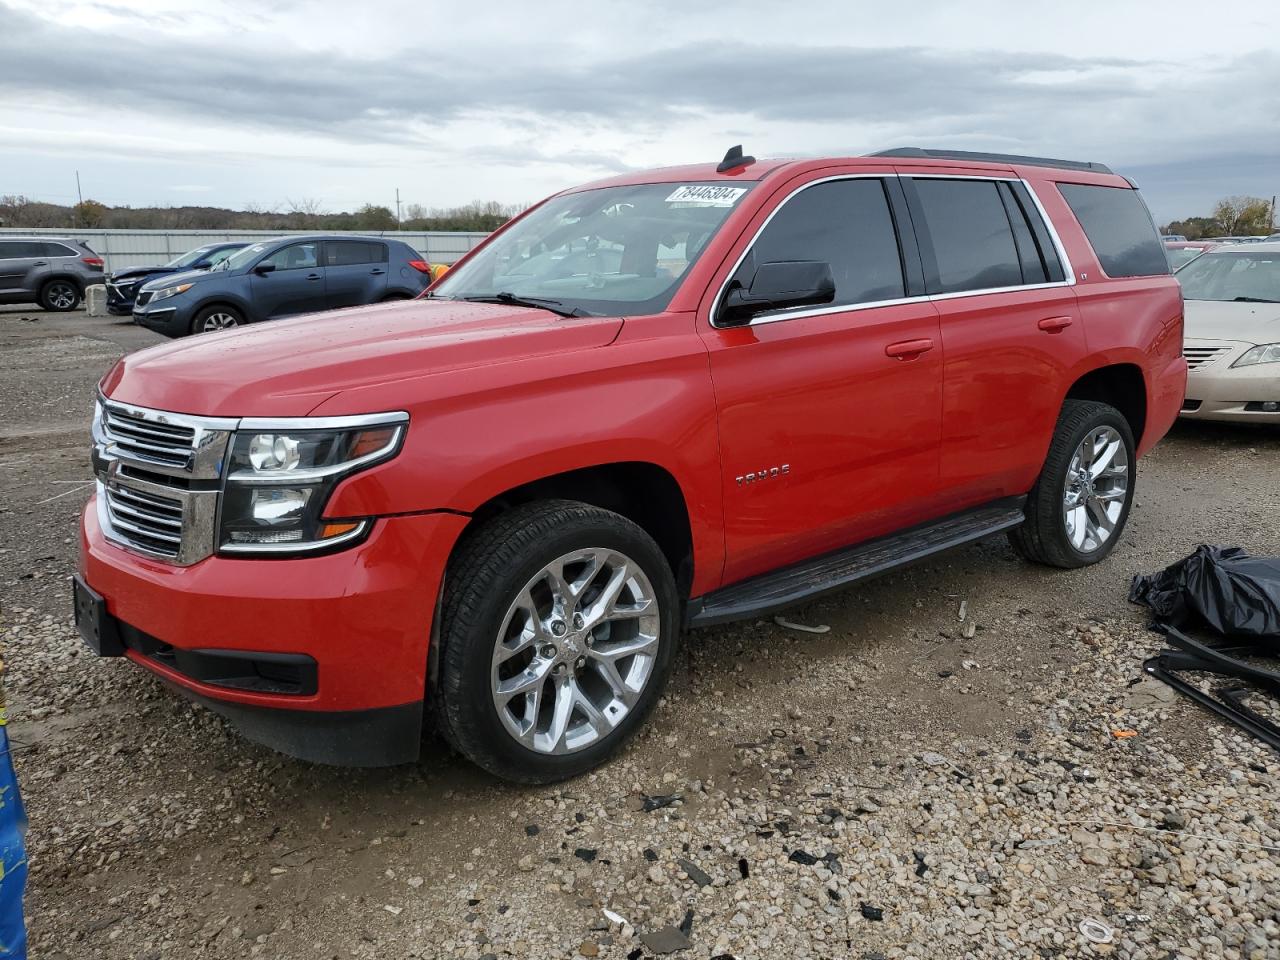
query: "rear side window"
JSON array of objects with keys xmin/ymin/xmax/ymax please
[
  {"xmin": 910, "ymin": 179, "xmax": 1022, "ymax": 294},
  {"xmin": 0, "ymin": 241, "xmax": 43, "ymax": 259},
  {"xmin": 42, "ymin": 242, "xmax": 79, "ymax": 257},
  {"xmin": 732, "ymin": 178, "xmax": 906, "ymax": 313},
  {"xmin": 1058, "ymin": 183, "xmax": 1168, "ymax": 278},
  {"xmin": 325, "ymin": 241, "xmax": 387, "ymax": 266}
]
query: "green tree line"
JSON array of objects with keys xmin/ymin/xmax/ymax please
[
  {"xmin": 0, "ymin": 196, "xmax": 524, "ymax": 233},
  {"xmin": 1163, "ymin": 195, "xmax": 1276, "ymax": 239}
]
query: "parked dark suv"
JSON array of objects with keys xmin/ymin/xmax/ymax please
[
  {"xmin": 132, "ymin": 235, "xmax": 435, "ymax": 336},
  {"xmin": 106, "ymin": 242, "xmax": 249, "ymax": 316},
  {"xmin": 0, "ymin": 237, "xmax": 104, "ymax": 311}
]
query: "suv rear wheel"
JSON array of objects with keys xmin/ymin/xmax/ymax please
[
  {"xmin": 434, "ymin": 500, "xmax": 679, "ymax": 783},
  {"xmin": 1010, "ymin": 399, "xmax": 1136, "ymax": 568},
  {"xmin": 40, "ymin": 279, "xmax": 81, "ymax": 311}
]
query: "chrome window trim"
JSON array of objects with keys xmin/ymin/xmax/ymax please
[{"xmin": 708, "ymin": 172, "xmax": 1076, "ymax": 330}]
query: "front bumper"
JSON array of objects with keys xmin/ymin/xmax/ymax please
[
  {"xmin": 132, "ymin": 302, "xmax": 188, "ymax": 336},
  {"xmin": 79, "ymin": 497, "xmax": 469, "ymax": 764},
  {"xmin": 1182, "ymin": 338, "xmax": 1280, "ymax": 423}
]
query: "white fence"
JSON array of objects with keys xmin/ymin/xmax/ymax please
[{"xmin": 0, "ymin": 228, "xmax": 489, "ymax": 271}]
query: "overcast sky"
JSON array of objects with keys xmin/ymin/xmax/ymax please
[{"xmin": 2, "ymin": 0, "xmax": 1278, "ymax": 222}]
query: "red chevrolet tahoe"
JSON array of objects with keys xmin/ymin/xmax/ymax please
[{"xmin": 76, "ymin": 147, "xmax": 1186, "ymax": 783}]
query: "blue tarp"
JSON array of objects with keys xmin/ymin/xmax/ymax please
[{"xmin": 0, "ymin": 720, "xmax": 27, "ymax": 960}]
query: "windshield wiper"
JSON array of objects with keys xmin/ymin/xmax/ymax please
[
  {"xmin": 461, "ymin": 292, "xmax": 592, "ymax": 318},
  {"xmin": 1232, "ymin": 296, "xmax": 1279, "ymax": 303}
]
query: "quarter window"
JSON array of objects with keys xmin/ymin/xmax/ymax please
[
  {"xmin": 40, "ymin": 242, "xmax": 79, "ymax": 258},
  {"xmin": 262, "ymin": 243, "xmax": 318, "ymax": 271},
  {"xmin": 911, "ymin": 178, "xmax": 1023, "ymax": 294},
  {"xmin": 730, "ymin": 178, "xmax": 906, "ymax": 316},
  {"xmin": 325, "ymin": 240, "xmax": 388, "ymax": 266},
  {"xmin": 1058, "ymin": 182, "xmax": 1168, "ymax": 278}
]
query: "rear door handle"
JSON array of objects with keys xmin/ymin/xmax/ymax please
[
  {"xmin": 370, "ymin": 268, "xmax": 386, "ymax": 276},
  {"xmin": 305, "ymin": 273, "xmax": 322, "ymax": 281},
  {"xmin": 33, "ymin": 261, "xmax": 48, "ymax": 266},
  {"xmin": 885, "ymin": 338, "xmax": 934, "ymax": 360},
  {"xmin": 1038, "ymin": 316, "xmax": 1073, "ymax": 333}
]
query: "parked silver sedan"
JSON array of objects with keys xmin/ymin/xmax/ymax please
[{"xmin": 1178, "ymin": 241, "xmax": 1280, "ymax": 422}]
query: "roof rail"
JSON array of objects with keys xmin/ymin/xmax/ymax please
[{"xmin": 870, "ymin": 147, "xmax": 1113, "ymax": 175}]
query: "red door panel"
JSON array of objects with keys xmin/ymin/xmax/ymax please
[{"xmin": 700, "ymin": 302, "xmax": 944, "ymax": 585}]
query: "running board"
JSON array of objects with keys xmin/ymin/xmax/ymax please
[{"xmin": 685, "ymin": 497, "xmax": 1026, "ymax": 628}]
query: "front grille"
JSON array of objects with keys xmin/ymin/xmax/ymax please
[
  {"xmin": 104, "ymin": 484, "xmax": 184, "ymax": 558},
  {"xmin": 102, "ymin": 405, "xmax": 196, "ymax": 467},
  {"xmin": 1183, "ymin": 345, "xmax": 1231, "ymax": 370},
  {"xmin": 135, "ymin": 291, "xmax": 153, "ymax": 307}
]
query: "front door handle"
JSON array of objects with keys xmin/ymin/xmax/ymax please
[
  {"xmin": 1038, "ymin": 316, "xmax": 1073, "ymax": 333},
  {"xmin": 885, "ymin": 338, "xmax": 934, "ymax": 360},
  {"xmin": 305, "ymin": 273, "xmax": 323, "ymax": 281}
]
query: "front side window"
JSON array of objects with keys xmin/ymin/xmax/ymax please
[
  {"xmin": 262, "ymin": 243, "xmax": 318, "ymax": 271},
  {"xmin": 728, "ymin": 178, "xmax": 906, "ymax": 315},
  {"xmin": 325, "ymin": 241, "xmax": 387, "ymax": 266},
  {"xmin": 1176, "ymin": 251, "xmax": 1280, "ymax": 303},
  {"xmin": 434, "ymin": 181, "xmax": 754, "ymax": 316},
  {"xmin": 1058, "ymin": 182, "xmax": 1168, "ymax": 278},
  {"xmin": 912, "ymin": 178, "xmax": 1023, "ymax": 294}
]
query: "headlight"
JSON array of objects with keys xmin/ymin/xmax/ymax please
[
  {"xmin": 1232, "ymin": 343, "xmax": 1280, "ymax": 367},
  {"xmin": 217, "ymin": 414, "xmax": 407, "ymax": 555},
  {"xmin": 151, "ymin": 282, "xmax": 194, "ymax": 302}
]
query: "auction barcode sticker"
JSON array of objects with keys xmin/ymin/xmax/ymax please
[{"xmin": 665, "ymin": 185, "xmax": 747, "ymax": 207}]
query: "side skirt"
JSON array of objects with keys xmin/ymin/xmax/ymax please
[{"xmin": 685, "ymin": 497, "xmax": 1026, "ymax": 628}]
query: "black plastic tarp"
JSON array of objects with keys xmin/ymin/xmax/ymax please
[{"xmin": 1130, "ymin": 545, "xmax": 1280, "ymax": 643}]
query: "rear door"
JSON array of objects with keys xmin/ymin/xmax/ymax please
[
  {"xmin": 899, "ymin": 172, "xmax": 1084, "ymax": 507},
  {"xmin": 699, "ymin": 173, "xmax": 945, "ymax": 584},
  {"xmin": 249, "ymin": 241, "xmax": 327, "ymax": 319},
  {"xmin": 321, "ymin": 240, "xmax": 389, "ymax": 308},
  {"xmin": 0, "ymin": 241, "xmax": 45, "ymax": 296}
]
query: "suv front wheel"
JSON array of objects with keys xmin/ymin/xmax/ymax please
[
  {"xmin": 434, "ymin": 500, "xmax": 679, "ymax": 783},
  {"xmin": 1010, "ymin": 399, "xmax": 1136, "ymax": 569}
]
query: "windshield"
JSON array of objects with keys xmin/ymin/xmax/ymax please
[
  {"xmin": 218, "ymin": 242, "xmax": 271, "ymax": 271},
  {"xmin": 1176, "ymin": 250, "xmax": 1280, "ymax": 302},
  {"xmin": 1167, "ymin": 247, "xmax": 1207, "ymax": 270},
  {"xmin": 166, "ymin": 245, "xmax": 216, "ymax": 269},
  {"xmin": 433, "ymin": 182, "xmax": 754, "ymax": 316}
]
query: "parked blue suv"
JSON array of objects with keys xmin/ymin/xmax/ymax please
[
  {"xmin": 132, "ymin": 235, "xmax": 435, "ymax": 337},
  {"xmin": 106, "ymin": 242, "xmax": 249, "ymax": 315}
]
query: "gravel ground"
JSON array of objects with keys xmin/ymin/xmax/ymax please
[{"xmin": 2, "ymin": 307, "xmax": 1279, "ymax": 959}]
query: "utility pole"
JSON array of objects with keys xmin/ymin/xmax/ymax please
[
  {"xmin": 395, "ymin": 188, "xmax": 402, "ymax": 228},
  {"xmin": 1271, "ymin": 195, "xmax": 1276, "ymax": 233},
  {"xmin": 75, "ymin": 170, "xmax": 84, "ymax": 227}
]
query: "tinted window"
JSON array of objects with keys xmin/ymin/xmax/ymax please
[
  {"xmin": 263, "ymin": 242, "xmax": 318, "ymax": 271},
  {"xmin": 325, "ymin": 240, "xmax": 387, "ymax": 266},
  {"xmin": 912, "ymin": 179, "xmax": 1023, "ymax": 294},
  {"xmin": 731, "ymin": 178, "xmax": 905, "ymax": 313},
  {"xmin": 0, "ymin": 241, "xmax": 43, "ymax": 259},
  {"xmin": 1058, "ymin": 183, "xmax": 1168, "ymax": 278},
  {"xmin": 40, "ymin": 242, "xmax": 79, "ymax": 258}
]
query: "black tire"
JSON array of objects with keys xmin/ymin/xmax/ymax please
[
  {"xmin": 433, "ymin": 500, "xmax": 680, "ymax": 783},
  {"xmin": 380, "ymin": 293, "xmax": 411, "ymax": 302},
  {"xmin": 39, "ymin": 279, "xmax": 81, "ymax": 312},
  {"xmin": 189, "ymin": 305, "xmax": 243, "ymax": 335},
  {"xmin": 1009, "ymin": 399, "xmax": 1136, "ymax": 569}
]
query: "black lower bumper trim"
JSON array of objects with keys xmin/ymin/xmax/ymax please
[{"xmin": 174, "ymin": 687, "xmax": 425, "ymax": 767}]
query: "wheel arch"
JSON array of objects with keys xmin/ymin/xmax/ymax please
[
  {"xmin": 190, "ymin": 298, "xmax": 249, "ymax": 323},
  {"xmin": 458, "ymin": 461, "xmax": 696, "ymax": 602},
  {"xmin": 40, "ymin": 273, "xmax": 87, "ymax": 294},
  {"xmin": 1063, "ymin": 362, "xmax": 1147, "ymax": 449}
]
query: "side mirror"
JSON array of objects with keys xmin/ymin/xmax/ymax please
[
  {"xmin": 718, "ymin": 260, "xmax": 836, "ymax": 326},
  {"xmin": 253, "ymin": 262, "xmax": 276, "ymax": 276}
]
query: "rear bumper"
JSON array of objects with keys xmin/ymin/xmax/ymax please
[{"xmin": 79, "ymin": 498, "xmax": 469, "ymax": 764}]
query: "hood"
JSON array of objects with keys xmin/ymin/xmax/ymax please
[
  {"xmin": 1183, "ymin": 299, "xmax": 1280, "ymax": 344},
  {"xmin": 101, "ymin": 299, "xmax": 625, "ymax": 416},
  {"xmin": 110, "ymin": 264, "xmax": 173, "ymax": 282},
  {"xmin": 139, "ymin": 267, "xmax": 216, "ymax": 291}
]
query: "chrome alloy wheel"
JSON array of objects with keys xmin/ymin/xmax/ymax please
[
  {"xmin": 1062, "ymin": 425, "xmax": 1129, "ymax": 553},
  {"xmin": 48, "ymin": 282, "xmax": 77, "ymax": 309},
  {"xmin": 491, "ymin": 548, "xmax": 660, "ymax": 755},
  {"xmin": 199, "ymin": 311, "xmax": 239, "ymax": 332}
]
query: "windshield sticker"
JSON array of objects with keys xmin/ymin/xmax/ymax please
[{"xmin": 665, "ymin": 185, "xmax": 747, "ymax": 207}]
